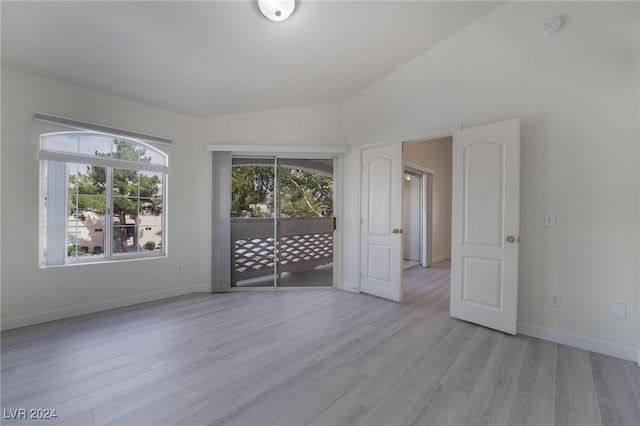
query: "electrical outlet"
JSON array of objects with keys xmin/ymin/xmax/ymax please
[
  {"xmin": 550, "ymin": 292, "xmax": 561, "ymax": 307},
  {"xmin": 612, "ymin": 302, "xmax": 626, "ymax": 319}
]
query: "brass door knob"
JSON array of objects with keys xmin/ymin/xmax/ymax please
[
  {"xmin": 392, "ymin": 228, "xmax": 403, "ymax": 234},
  {"xmin": 506, "ymin": 235, "xmax": 516, "ymax": 243}
]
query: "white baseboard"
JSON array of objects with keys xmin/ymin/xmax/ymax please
[
  {"xmin": 432, "ymin": 255, "xmax": 450, "ymax": 264},
  {"xmin": 518, "ymin": 322, "xmax": 637, "ymax": 362},
  {"xmin": 1, "ymin": 284, "xmax": 210, "ymax": 331},
  {"xmin": 341, "ymin": 282, "xmax": 360, "ymax": 293}
]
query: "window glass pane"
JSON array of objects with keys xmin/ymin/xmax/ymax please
[
  {"xmin": 231, "ymin": 159, "xmax": 276, "ymax": 287},
  {"xmin": 112, "ymin": 195, "xmax": 139, "ymax": 255},
  {"xmin": 42, "ymin": 134, "xmax": 79, "ymax": 153},
  {"xmin": 143, "ymin": 148, "xmax": 167, "ymax": 166},
  {"xmin": 78, "ymin": 134, "xmax": 113, "ymax": 158},
  {"xmin": 112, "ymin": 220, "xmax": 138, "ymax": 255},
  {"xmin": 67, "ymin": 226, "xmax": 106, "ymax": 260},
  {"xmin": 139, "ymin": 225, "xmax": 162, "ymax": 252},
  {"xmin": 139, "ymin": 171, "xmax": 163, "ymax": 198},
  {"xmin": 113, "ymin": 168, "xmax": 140, "ymax": 197},
  {"xmin": 278, "ymin": 164, "xmax": 334, "ymax": 219},
  {"xmin": 111, "ymin": 139, "xmax": 141, "ymax": 162},
  {"xmin": 277, "ymin": 160, "xmax": 334, "ymax": 288},
  {"xmin": 112, "ymin": 166, "xmax": 162, "ymax": 256},
  {"xmin": 67, "ymin": 163, "xmax": 107, "ymax": 262},
  {"xmin": 231, "ymin": 162, "xmax": 276, "ymax": 218}
]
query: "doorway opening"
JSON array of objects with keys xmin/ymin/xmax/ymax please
[{"xmin": 402, "ymin": 137, "xmax": 453, "ymax": 297}]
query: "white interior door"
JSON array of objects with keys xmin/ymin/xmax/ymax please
[
  {"xmin": 360, "ymin": 143, "xmax": 403, "ymax": 302},
  {"xmin": 450, "ymin": 119, "xmax": 520, "ymax": 335}
]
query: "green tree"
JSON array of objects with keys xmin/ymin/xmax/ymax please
[
  {"xmin": 231, "ymin": 166, "xmax": 274, "ymax": 217},
  {"xmin": 279, "ymin": 168, "xmax": 333, "ymax": 217},
  {"xmin": 70, "ymin": 139, "xmax": 162, "ymax": 253},
  {"xmin": 231, "ymin": 165, "xmax": 332, "ymax": 218}
]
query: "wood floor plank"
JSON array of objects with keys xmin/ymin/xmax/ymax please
[
  {"xmin": 433, "ymin": 320, "xmax": 477, "ymax": 357},
  {"xmin": 347, "ymin": 313, "xmax": 455, "ymax": 409},
  {"xmin": 1, "ymin": 346, "xmax": 123, "ymax": 392},
  {"xmin": 271, "ymin": 367, "xmax": 368, "ymax": 426},
  {"xmin": 90, "ymin": 352, "xmax": 223, "ymax": 425},
  {"xmin": 358, "ymin": 349, "xmax": 455, "ymax": 426},
  {"xmin": 109, "ymin": 376, "xmax": 265, "ymax": 426},
  {"xmin": 347, "ymin": 346, "xmax": 427, "ymax": 409},
  {"xmin": 555, "ymin": 345, "xmax": 602, "ymax": 426},
  {"xmin": 461, "ymin": 334, "xmax": 527, "ymax": 426},
  {"xmin": 407, "ymin": 383, "xmax": 468, "ymax": 426},
  {"xmin": 308, "ymin": 397, "xmax": 370, "ymax": 426},
  {"xmin": 516, "ymin": 336, "xmax": 557, "ymax": 398},
  {"xmin": 2, "ymin": 359, "xmax": 151, "ymax": 409},
  {"xmin": 41, "ymin": 351, "xmax": 214, "ymax": 423},
  {"xmin": 440, "ymin": 327, "xmax": 502, "ymax": 394},
  {"xmin": 250, "ymin": 310, "xmax": 416, "ymax": 390},
  {"xmin": 589, "ymin": 352, "xmax": 640, "ymax": 426},
  {"xmin": 505, "ymin": 390, "xmax": 554, "ymax": 426},
  {"xmin": 623, "ymin": 360, "xmax": 640, "ymax": 401},
  {"xmin": 223, "ymin": 365, "xmax": 366, "ymax": 426}
]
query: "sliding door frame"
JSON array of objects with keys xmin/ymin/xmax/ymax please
[{"xmin": 208, "ymin": 145, "xmax": 346, "ymax": 292}]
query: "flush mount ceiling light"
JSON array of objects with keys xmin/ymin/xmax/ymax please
[
  {"xmin": 541, "ymin": 16, "xmax": 562, "ymax": 36},
  {"xmin": 258, "ymin": 0, "xmax": 295, "ymax": 22}
]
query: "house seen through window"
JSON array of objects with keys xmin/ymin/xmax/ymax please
[{"xmin": 39, "ymin": 132, "xmax": 168, "ymax": 266}]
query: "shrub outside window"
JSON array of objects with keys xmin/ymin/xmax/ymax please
[{"xmin": 39, "ymin": 132, "xmax": 168, "ymax": 266}]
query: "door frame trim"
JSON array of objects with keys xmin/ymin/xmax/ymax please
[{"xmin": 356, "ymin": 128, "xmax": 455, "ymax": 293}]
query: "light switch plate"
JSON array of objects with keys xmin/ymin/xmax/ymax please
[{"xmin": 545, "ymin": 214, "xmax": 562, "ymax": 227}]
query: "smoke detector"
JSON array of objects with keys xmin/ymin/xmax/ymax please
[{"xmin": 541, "ymin": 16, "xmax": 562, "ymax": 36}]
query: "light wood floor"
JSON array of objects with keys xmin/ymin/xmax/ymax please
[{"xmin": 2, "ymin": 261, "xmax": 639, "ymax": 426}]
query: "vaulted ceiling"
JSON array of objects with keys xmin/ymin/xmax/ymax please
[{"xmin": 2, "ymin": 1, "xmax": 503, "ymax": 117}]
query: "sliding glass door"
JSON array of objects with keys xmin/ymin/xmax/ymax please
[
  {"xmin": 230, "ymin": 157, "xmax": 334, "ymax": 288},
  {"xmin": 230, "ymin": 157, "xmax": 276, "ymax": 287}
]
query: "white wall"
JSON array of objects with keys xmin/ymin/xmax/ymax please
[
  {"xmin": 198, "ymin": 104, "xmax": 343, "ymax": 147},
  {"xmin": 404, "ymin": 138, "xmax": 452, "ymax": 263},
  {"xmin": 341, "ymin": 1, "xmax": 639, "ymax": 358},
  {"xmin": 0, "ymin": 69, "xmax": 207, "ymax": 329}
]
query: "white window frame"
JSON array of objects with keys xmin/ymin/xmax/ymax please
[{"xmin": 39, "ymin": 131, "xmax": 169, "ymax": 267}]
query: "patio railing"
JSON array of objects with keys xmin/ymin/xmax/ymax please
[{"xmin": 230, "ymin": 217, "xmax": 333, "ymax": 285}]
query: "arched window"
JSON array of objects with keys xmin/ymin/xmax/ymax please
[{"xmin": 39, "ymin": 132, "xmax": 169, "ymax": 266}]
